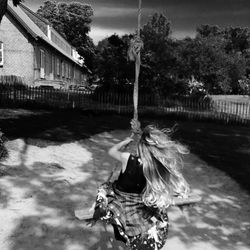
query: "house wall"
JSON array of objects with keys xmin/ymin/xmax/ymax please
[
  {"xmin": 0, "ymin": 14, "xmax": 34, "ymax": 85},
  {"xmin": 0, "ymin": 11, "xmax": 87, "ymax": 88},
  {"xmin": 34, "ymin": 43, "xmax": 86, "ymax": 87}
]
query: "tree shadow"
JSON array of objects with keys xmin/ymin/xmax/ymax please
[
  {"xmin": 0, "ymin": 109, "xmax": 250, "ymax": 249},
  {"xmin": 0, "ymin": 109, "xmax": 131, "ymax": 144},
  {"xmin": 0, "ymin": 130, "xmax": 129, "ymax": 250},
  {"xmin": 164, "ymin": 154, "xmax": 250, "ymax": 250},
  {"xmin": 0, "ymin": 130, "xmax": 249, "ymax": 250},
  {"xmin": 174, "ymin": 121, "xmax": 250, "ymax": 193},
  {"xmin": 141, "ymin": 117, "xmax": 250, "ymax": 194}
]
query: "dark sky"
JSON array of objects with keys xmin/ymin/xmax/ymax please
[{"xmin": 24, "ymin": 0, "xmax": 250, "ymax": 43}]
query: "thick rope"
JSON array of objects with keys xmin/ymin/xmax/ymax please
[
  {"xmin": 107, "ymin": 1, "xmax": 143, "ymax": 183},
  {"xmin": 128, "ymin": 0, "xmax": 143, "ymax": 135},
  {"xmin": 134, "ymin": 0, "xmax": 142, "ymax": 124}
]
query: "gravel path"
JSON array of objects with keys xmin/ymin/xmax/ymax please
[{"xmin": 0, "ymin": 130, "xmax": 250, "ymax": 250}]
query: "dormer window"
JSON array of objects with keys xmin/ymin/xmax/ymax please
[{"xmin": 0, "ymin": 42, "xmax": 3, "ymax": 66}]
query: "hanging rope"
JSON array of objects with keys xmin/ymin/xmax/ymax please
[
  {"xmin": 104, "ymin": 1, "xmax": 143, "ymax": 184},
  {"xmin": 105, "ymin": 1, "xmax": 143, "ymax": 183},
  {"xmin": 127, "ymin": 0, "xmax": 143, "ymax": 136}
]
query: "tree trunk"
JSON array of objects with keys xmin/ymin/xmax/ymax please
[{"xmin": 0, "ymin": 0, "xmax": 7, "ymax": 24}]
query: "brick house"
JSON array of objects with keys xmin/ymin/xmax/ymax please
[{"xmin": 0, "ymin": 3, "xmax": 90, "ymax": 88}]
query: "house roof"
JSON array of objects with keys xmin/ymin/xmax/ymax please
[
  {"xmin": 7, "ymin": 2, "xmax": 90, "ymax": 71},
  {"xmin": 19, "ymin": 3, "xmax": 51, "ymax": 26}
]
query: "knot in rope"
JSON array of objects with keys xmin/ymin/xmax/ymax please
[
  {"xmin": 127, "ymin": 36, "xmax": 143, "ymax": 62},
  {"xmin": 130, "ymin": 119, "xmax": 142, "ymax": 135}
]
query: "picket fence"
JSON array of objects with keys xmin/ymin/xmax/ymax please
[{"xmin": 0, "ymin": 85, "xmax": 249, "ymax": 125}]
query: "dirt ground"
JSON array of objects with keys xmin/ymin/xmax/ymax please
[{"xmin": 0, "ymin": 128, "xmax": 250, "ymax": 250}]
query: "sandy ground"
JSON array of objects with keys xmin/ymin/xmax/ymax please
[{"xmin": 0, "ymin": 129, "xmax": 250, "ymax": 250}]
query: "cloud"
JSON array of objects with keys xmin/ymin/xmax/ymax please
[
  {"xmin": 23, "ymin": 0, "xmax": 250, "ymax": 44},
  {"xmin": 171, "ymin": 30, "xmax": 196, "ymax": 39},
  {"xmin": 89, "ymin": 26, "xmax": 131, "ymax": 44},
  {"xmin": 93, "ymin": 7, "xmax": 137, "ymax": 18}
]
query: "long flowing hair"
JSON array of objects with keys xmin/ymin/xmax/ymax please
[{"xmin": 138, "ymin": 125, "xmax": 189, "ymax": 209}]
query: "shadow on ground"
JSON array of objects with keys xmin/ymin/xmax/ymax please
[
  {"xmin": 0, "ymin": 128, "xmax": 250, "ymax": 250},
  {"xmin": 0, "ymin": 131, "xmax": 127, "ymax": 250},
  {"xmin": 0, "ymin": 109, "xmax": 131, "ymax": 144},
  {"xmin": 0, "ymin": 109, "xmax": 250, "ymax": 250},
  {"xmin": 140, "ymin": 117, "xmax": 250, "ymax": 194},
  {"xmin": 1, "ymin": 108, "xmax": 249, "ymax": 194}
]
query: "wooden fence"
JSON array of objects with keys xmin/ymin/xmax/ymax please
[{"xmin": 0, "ymin": 85, "xmax": 249, "ymax": 125}]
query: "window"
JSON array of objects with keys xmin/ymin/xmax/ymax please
[
  {"xmin": 0, "ymin": 42, "xmax": 4, "ymax": 66},
  {"xmin": 61, "ymin": 61, "xmax": 65, "ymax": 78},
  {"xmin": 51, "ymin": 55, "xmax": 55, "ymax": 74},
  {"xmin": 68, "ymin": 64, "xmax": 71, "ymax": 79},
  {"xmin": 56, "ymin": 58, "xmax": 60, "ymax": 76},
  {"xmin": 40, "ymin": 49, "xmax": 45, "ymax": 78},
  {"xmin": 65, "ymin": 63, "xmax": 69, "ymax": 79}
]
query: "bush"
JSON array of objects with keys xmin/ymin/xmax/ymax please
[
  {"xmin": 0, "ymin": 129, "xmax": 8, "ymax": 161},
  {"xmin": 238, "ymin": 76, "xmax": 250, "ymax": 95}
]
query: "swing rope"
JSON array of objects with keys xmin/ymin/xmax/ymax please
[
  {"xmin": 128, "ymin": 0, "xmax": 143, "ymax": 136},
  {"xmin": 106, "ymin": 1, "xmax": 143, "ymax": 183},
  {"xmin": 76, "ymin": 1, "xmax": 201, "ymax": 222}
]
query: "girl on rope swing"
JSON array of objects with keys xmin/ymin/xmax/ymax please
[
  {"xmin": 84, "ymin": 119, "xmax": 191, "ymax": 250},
  {"xmin": 76, "ymin": 2, "xmax": 199, "ymax": 248}
]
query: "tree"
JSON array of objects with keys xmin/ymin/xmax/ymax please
[
  {"xmin": 37, "ymin": 1, "xmax": 95, "ymax": 70},
  {"xmin": 140, "ymin": 13, "xmax": 178, "ymax": 96},
  {"xmin": 0, "ymin": 129, "xmax": 8, "ymax": 162},
  {"xmin": 95, "ymin": 13, "xmax": 179, "ymax": 96},
  {"xmin": 94, "ymin": 34, "xmax": 134, "ymax": 91},
  {"xmin": 95, "ymin": 12, "xmax": 249, "ymax": 96},
  {"xmin": 224, "ymin": 27, "xmax": 250, "ymax": 53},
  {"xmin": 196, "ymin": 24, "xmax": 222, "ymax": 38},
  {"xmin": 197, "ymin": 25, "xmax": 250, "ymax": 54},
  {"xmin": 175, "ymin": 34, "xmax": 247, "ymax": 94},
  {"xmin": 0, "ymin": 0, "xmax": 23, "ymax": 23}
]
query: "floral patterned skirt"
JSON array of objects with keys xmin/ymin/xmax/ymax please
[
  {"xmin": 129, "ymin": 224, "xmax": 168, "ymax": 250},
  {"xmin": 92, "ymin": 182, "xmax": 169, "ymax": 250}
]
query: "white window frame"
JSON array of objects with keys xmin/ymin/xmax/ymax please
[
  {"xmin": 51, "ymin": 54, "xmax": 55, "ymax": 74},
  {"xmin": 40, "ymin": 49, "xmax": 45, "ymax": 78},
  {"xmin": 0, "ymin": 42, "xmax": 4, "ymax": 66},
  {"xmin": 62, "ymin": 60, "xmax": 65, "ymax": 78},
  {"xmin": 68, "ymin": 63, "xmax": 71, "ymax": 79},
  {"xmin": 56, "ymin": 58, "xmax": 60, "ymax": 76},
  {"xmin": 65, "ymin": 62, "xmax": 68, "ymax": 79}
]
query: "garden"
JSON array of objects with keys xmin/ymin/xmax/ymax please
[
  {"xmin": 0, "ymin": 108, "xmax": 249, "ymax": 250},
  {"xmin": 0, "ymin": 1, "xmax": 250, "ymax": 249}
]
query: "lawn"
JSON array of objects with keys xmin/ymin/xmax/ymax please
[{"xmin": 0, "ymin": 108, "xmax": 250, "ymax": 250}]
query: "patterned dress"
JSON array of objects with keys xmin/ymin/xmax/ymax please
[{"xmin": 92, "ymin": 155, "xmax": 169, "ymax": 250}]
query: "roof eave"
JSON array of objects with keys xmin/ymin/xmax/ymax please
[
  {"xmin": 36, "ymin": 36, "xmax": 89, "ymax": 70},
  {"xmin": 7, "ymin": 4, "xmax": 38, "ymax": 39}
]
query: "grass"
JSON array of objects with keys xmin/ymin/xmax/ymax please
[{"xmin": 0, "ymin": 108, "xmax": 249, "ymax": 194}]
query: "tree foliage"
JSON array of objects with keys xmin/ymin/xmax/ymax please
[
  {"xmin": 139, "ymin": 13, "xmax": 178, "ymax": 96},
  {"xmin": 0, "ymin": 0, "xmax": 23, "ymax": 23},
  {"xmin": 37, "ymin": 0, "xmax": 95, "ymax": 70},
  {"xmin": 94, "ymin": 34, "xmax": 135, "ymax": 92},
  {"xmin": 193, "ymin": 25, "xmax": 249, "ymax": 93},
  {"xmin": 95, "ymin": 15, "xmax": 250, "ymax": 96}
]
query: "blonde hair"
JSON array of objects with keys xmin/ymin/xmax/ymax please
[{"xmin": 138, "ymin": 125, "xmax": 189, "ymax": 209}]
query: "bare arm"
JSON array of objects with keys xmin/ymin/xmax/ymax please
[{"xmin": 108, "ymin": 137, "xmax": 133, "ymax": 172}]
